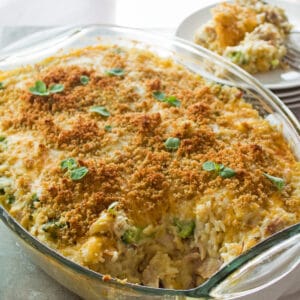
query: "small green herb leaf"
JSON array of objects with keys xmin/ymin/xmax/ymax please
[
  {"xmin": 0, "ymin": 136, "xmax": 6, "ymax": 142},
  {"xmin": 60, "ymin": 158, "xmax": 88, "ymax": 181},
  {"xmin": 202, "ymin": 161, "xmax": 236, "ymax": 179},
  {"xmin": 220, "ymin": 167, "xmax": 236, "ymax": 178},
  {"xmin": 29, "ymin": 80, "xmax": 49, "ymax": 96},
  {"xmin": 121, "ymin": 227, "xmax": 142, "ymax": 244},
  {"xmin": 60, "ymin": 158, "xmax": 77, "ymax": 171},
  {"xmin": 202, "ymin": 161, "xmax": 217, "ymax": 172},
  {"xmin": 0, "ymin": 82, "xmax": 4, "ymax": 90},
  {"xmin": 104, "ymin": 125, "xmax": 112, "ymax": 132},
  {"xmin": 70, "ymin": 167, "xmax": 88, "ymax": 181},
  {"xmin": 80, "ymin": 75, "xmax": 90, "ymax": 85},
  {"xmin": 105, "ymin": 68, "xmax": 125, "ymax": 77},
  {"xmin": 29, "ymin": 81, "xmax": 64, "ymax": 96},
  {"xmin": 49, "ymin": 84, "xmax": 64, "ymax": 94},
  {"xmin": 164, "ymin": 137, "xmax": 180, "ymax": 151},
  {"xmin": 153, "ymin": 91, "xmax": 181, "ymax": 107},
  {"xmin": 90, "ymin": 106, "xmax": 111, "ymax": 117},
  {"xmin": 264, "ymin": 173, "xmax": 285, "ymax": 191},
  {"xmin": 165, "ymin": 96, "xmax": 181, "ymax": 107},
  {"xmin": 174, "ymin": 218, "xmax": 195, "ymax": 239},
  {"xmin": 153, "ymin": 91, "xmax": 166, "ymax": 101}
]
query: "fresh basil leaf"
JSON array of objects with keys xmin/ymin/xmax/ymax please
[
  {"xmin": 70, "ymin": 167, "xmax": 88, "ymax": 181},
  {"xmin": 35, "ymin": 80, "xmax": 47, "ymax": 92},
  {"xmin": 165, "ymin": 96, "xmax": 181, "ymax": 107},
  {"xmin": 174, "ymin": 218, "xmax": 195, "ymax": 239},
  {"xmin": 264, "ymin": 173, "xmax": 285, "ymax": 190},
  {"xmin": 203, "ymin": 161, "xmax": 236, "ymax": 179},
  {"xmin": 49, "ymin": 84, "xmax": 64, "ymax": 94},
  {"xmin": 153, "ymin": 91, "xmax": 166, "ymax": 101},
  {"xmin": 0, "ymin": 136, "xmax": 6, "ymax": 142},
  {"xmin": 153, "ymin": 91, "xmax": 181, "ymax": 107},
  {"xmin": 29, "ymin": 80, "xmax": 49, "ymax": 96},
  {"xmin": 164, "ymin": 137, "xmax": 180, "ymax": 151},
  {"xmin": 0, "ymin": 82, "xmax": 4, "ymax": 90},
  {"xmin": 220, "ymin": 167, "xmax": 236, "ymax": 178},
  {"xmin": 104, "ymin": 125, "xmax": 112, "ymax": 132},
  {"xmin": 60, "ymin": 158, "xmax": 77, "ymax": 171},
  {"xmin": 105, "ymin": 68, "xmax": 125, "ymax": 76},
  {"xmin": 80, "ymin": 75, "xmax": 90, "ymax": 85},
  {"xmin": 90, "ymin": 106, "xmax": 111, "ymax": 117},
  {"xmin": 215, "ymin": 163, "xmax": 225, "ymax": 172},
  {"xmin": 202, "ymin": 161, "xmax": 217, "ymax": 172},
  {"xmin": 29, "ymin": 81, "xmax": 64, "ymax": 96}
]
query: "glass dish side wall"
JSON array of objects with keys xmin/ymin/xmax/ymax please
[{"xmin": 0, "ymin": 25, "xmax": 299, "ymax": 300}]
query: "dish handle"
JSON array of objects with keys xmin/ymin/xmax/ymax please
[{"xmin": 187, "ymin": 223, "xmax": 300, "ymax": 299}]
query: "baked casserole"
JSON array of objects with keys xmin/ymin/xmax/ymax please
[
  {"xmin": 0, "ymin": 44, "xmax": 299, "ymax": 290},
  {"xmin": 194, "ymin": 0, "xmax": 292, "ymax": 74}
]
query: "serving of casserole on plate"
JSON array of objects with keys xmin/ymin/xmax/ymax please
[
  {"xmin": 0, "ymin": 25, "xmax": 300, "ymax": 300},
  {"xmin": 194, "ymin": 0, "xmax": 292, "ymax": 74},
  {"xmin": 176, "ymin": 0, "xmax": 300, "ymax": 89}
]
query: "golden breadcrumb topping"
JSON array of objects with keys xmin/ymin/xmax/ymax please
[{"xmin": 0, "ymin": 44, "xmax": 299, "ymax": 289}]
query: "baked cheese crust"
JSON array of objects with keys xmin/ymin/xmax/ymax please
[{"xmin": 0, "ymin": 45, "xmax": 299, "ymax": 289}]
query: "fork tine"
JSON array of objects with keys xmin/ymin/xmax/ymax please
[
  {"xmin": 286, "ymin": 30, "xmax": 300, "ymax": 51},
  {"xmin": 288, "ymin": 105, "xmax": 300, "ymax": 119},
  {"xmin": 285, "ymin": 102, "xmax": 300, "ymax": 109},
  {"xmin": 284, "ymin": 31, "xmax": 300, "ymax": 70},
  {"xmin": 274, "ymin": 89, "xmax": 300, "ymax": 98},
  {"xmin": 272, "ymin": 88, "xmax": 300, "ymax": 115},
  {"xmin": 286, "ymin": 42, "xmax": 300, "ymax": 56},
  {"xmin": 283, "ymin": 99, "xmax": 300, "ymax": 119},
  {"xmin": 287, "ymin": 46, "xmax": 300, "ymax": 57},
  {"xmin": 279, "ymin": 97, "xmax": 300, "ymax": 105},
  {"xmin": 284, "ymin": 56, "xmax": 300, "ymax": 70},
  {"xmin": 286, "ymin": 49, "xmax": 300, "ymax": 63}
]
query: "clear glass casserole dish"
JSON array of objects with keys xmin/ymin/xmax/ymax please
[{"xmin": 0, "ymin": 25, "xmax": 299, "ymax": 300}]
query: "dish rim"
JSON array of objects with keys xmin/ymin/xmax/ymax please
[{"xmin": 0, "ymin": 24, "xmax": 300, "ymax": 298}]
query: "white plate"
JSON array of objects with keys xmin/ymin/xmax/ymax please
[{"xmin": 175, "ymin": 0, "xmax": 300, "ymax": 90}]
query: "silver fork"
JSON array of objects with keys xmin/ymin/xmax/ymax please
[
  {"xmin": 284, "ymin": 31, "xmax": 300, "ymax": 71},
  {"xmin": 270, "ymin": 31, "xmax": 300, "ymax": 118},
  {"xmin": 272, "ymin": 89, "xmax": 300, "ymax": 119}
]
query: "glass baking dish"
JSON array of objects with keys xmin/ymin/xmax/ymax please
[{"xmin": 0, "ymin": 25, "xmax": 299, "ymax": 300}]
